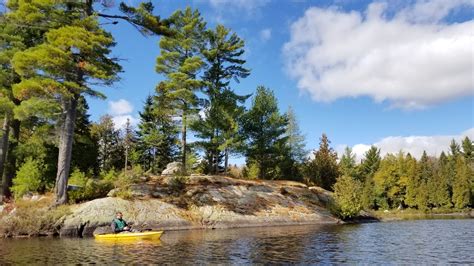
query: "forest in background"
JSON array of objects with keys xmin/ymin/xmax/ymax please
[{"xmin": 0, "ymin": 1, "xmax": 472, "ymax": 217}]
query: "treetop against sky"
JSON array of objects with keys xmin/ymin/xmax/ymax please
[{"xmin": 84, "ymin": 0, "xmax": 473, "ymax": 163}]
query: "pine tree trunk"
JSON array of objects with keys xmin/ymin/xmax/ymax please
[
  {"xmin": 224, "ymin": 148, "xmax": 229, "ymax": 174},
  {"xmin": 124, "ymin": 146, "xmax": 128, "ymax": 171},
  {"xmin": 3, "ymin": 119, "xmax": 20, "ymax": 200},
  {"xmin": 54, "ymin": 96, "xmax": 78, "ymax": 205},
  {"xmin": 181, "ymin": 112, "xmax": 187, "ymax": 174},
  {"xmin": 0, "ymin": 115, "xmax": 10, "ymax": 198}
]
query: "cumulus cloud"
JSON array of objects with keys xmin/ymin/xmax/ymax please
[
  {"xmin": 108, "ymin": 99, "xmax": 133, "ymax": 115},
  {"xmin": 283, "ymin": 0, "xmax": 474, "ymax": 109},
  {"xmin": 111, "ymin": 115, "xmax": 138, "ymax": 130},
  {"xmin": 260, "ymin": 28, "xmax": 272, "ymax": 41},
  {"xmin": 338, "ymin": 128, "xmax": 474, "ymax": 162},
  {"xmin": 107, "ymin": 99, "xmax": 137, "ymax": 129}
]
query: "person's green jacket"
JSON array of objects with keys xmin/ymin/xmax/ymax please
[{"xmin": 111, "ymin": 218, "xmax": 128, "ymax": 233}]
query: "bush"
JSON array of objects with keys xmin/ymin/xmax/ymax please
[
  {"xmin": 11, "ymin": 158, "xmax": 43, "ymax": 198},
  {"xmin": 68, "ymin": 169, "xmax": 113, "ymax": 203},
  {"xmin": 332, "ymin": 175, "xmax": 363, "ymax": 219},
  {"xmin": 0, "ymin": 198, "xmax": 71, "ymax": 237},
  {"xmin": 169, "ymin": 175, "xmax": 188, "ymax": 193}
]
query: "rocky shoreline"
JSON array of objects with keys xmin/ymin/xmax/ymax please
[{"xmin": 59, "ymin": 175, "xmax": 340, "ymax": 237}]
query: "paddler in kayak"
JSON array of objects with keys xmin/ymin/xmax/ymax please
[{"xmin": 111, "ymin": 211, "xmax": 134, "ymax": 233}]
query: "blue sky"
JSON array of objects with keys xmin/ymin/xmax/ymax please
[{"xmin": 88, "ymin": 0, "xmax": 473, "ymax": 163}]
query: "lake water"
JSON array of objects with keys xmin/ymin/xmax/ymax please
[{"xmin": 0, "ymin": 219, "xmax": 473, "ymax": 264}]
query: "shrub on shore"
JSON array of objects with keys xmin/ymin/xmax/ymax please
[{"xmin": 0, "ymin": 197, "xmax": 71, "ymax": 237}]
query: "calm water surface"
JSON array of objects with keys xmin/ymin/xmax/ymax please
[{"xmin": 0, "ymin": 219, "xmax": 473, "ymax": 264}]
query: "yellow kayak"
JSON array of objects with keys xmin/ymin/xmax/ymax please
[{"xmin": 94, "ymin": 231, "xmax": 163, "ymax": 240}]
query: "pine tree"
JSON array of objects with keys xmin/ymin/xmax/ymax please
[
  {"xmin": 0, "ymin": 0, "xmax": 52, "ymax": 198},
  {"xmin": 461, "ymin": 136, "xmax": 473, "ymax": 162},
  {"xmin": 415, "ymin": 151, "xmax": 432, "ymax": 210},
  {"xmin": 449, "ymin": 139, "xmax": 461, "ymax": 157},
  {"xmin": 242, "ymin": 86, "xmax": 288, "ymax": 180},
  {"xmin": 90, "ymin": 115, "xmax": 123, "ymax": 172},
  {"xmin": 71, "ymin": 97, "xmax": 99, "ymax": 174},
  {"xmin": 193, "ymin": 24, "xmax": 250, "ymax": 174},
  {"xmin": 358, "ymin": 146, "xmax": 381, "ymax": 208},
  {"xmin": 431, "ymin": 152, "xmax": 452, "ymax": 208},
  {"xmin": 285, "ymin": 106, "xmax": 307, "ymax": 163},
  {"xmin": 9, "ymin": 0, "xmax": 170, "ymax": 204},
  {"xmin": 339, "ymin": 147, "xmax": 357, "ymax": 178},
  {"xmin": 404, "ymin": 154, "xmax": 418, "ymax": 208},
  {"xmin": 122, "ymin": 118, "xmax": 135, "ymax": 171},
  {"xmin": 135, "ymin": 93, "xmax": 178, "ymax": 173},
  {"xmin": 305, "ymin": 134, "xmax": 339, "ymax": 190},
  {"xmin": 358, "ymin": 146, "xmax": 381, "ymax": 182},
  {"xmin": 155, "ymin": 7, "xmax": 206, "ymax": 173},
  {"xmin": 452, "ymin": 156, "xmax": 471, "ymax": 208}
]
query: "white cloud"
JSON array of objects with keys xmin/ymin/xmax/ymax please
[
  {"xmin": 283, "ymin": 1, "xmax": 474, "ymax": 109},
  {"xmin": 107, "ymin": 99, "xmax": 138, "ymax": 130},
  {"xmin": 111, "ymin": 115, "xmax": 138, "ymax": 130},
  {"xmin": 260, "ymin": 28, "xmax": 272, "ymax": 41},
  {"xmin": 338, "ymin": 128, "xmax": 474, "ymax": 162},
  {"xmin": 108, "ymin": 99, "xmax": 133, "ymax": 115},
  {"xmin": 208, "ymin": 0, "xmax": 270, "ymax": 13}
]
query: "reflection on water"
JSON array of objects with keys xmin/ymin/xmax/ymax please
[{"xmin": 0, "ymin": 219, "xmax": 473, "ymax": 264}]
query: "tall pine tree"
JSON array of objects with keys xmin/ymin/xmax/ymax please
[
  {"xmin": 242, "ymin": 86, "xmax": 288, "ymax": 180},
  {"xmin": 155, "ymin": 7, "xmax": 206, "ymax": 173}
]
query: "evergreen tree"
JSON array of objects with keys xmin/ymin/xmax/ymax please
[
  {"xmin": 155, "ymin": 7, "xmax": 206, "ymax": 173},
  {"xmin": 461, "ymin": 136, "xmax": 473, "ymax": 162},
  {"xmin": 415, "ymin": 151, "xmax": 432, "ymax": 210},
  {"xmin": 71, "ymin": 97, "xmax": 99, "ymax": 174},
  {"xmin": 90, "ymin": 115, "xmax": 123, "ymax": 172},
  {"xmin": 452, "ymin": 156, "xmax": 471, "ymax": 208},
  {"xmin": 285, "ymin": 106, "xmax": 307, "ymax": 163},
  {"xmin": 358, "ymin": 146, "xmax": 381, "ymax": 181},
  {"xmin": 7, "ymin": 0, "xmax": 170, "ymax": 204},
  {"xmin": 449, "ymin": 139, "xmax": 461, "ymax": 157},
  {"xmin": 194, "ymin": 24, "xmax": 250, "ymax": 174},
  {"xmin": 242, "ymin": 86, "xmax": 288, "ymax": 180},
  {"xmin": 122, "ymin": 118, "xmax": 135, "ymax": 171},
  {"xmin": 358, "ymin": 146, "xmax": 381, "ymax": 208},
  {"xmin": 305, "ymin": 134, "xmax": 339, "ymax": 190},
  {"xmin": 339, "ymin": 147, "xmax": 357, "ymax": 178},
  {"xmin": 404, "ymin": 154, "xmax": 419, "ymax": 208},
  {"xmin": 135, "ymin": 93, "xmax": 178, "ymax": 173},
  {"xmin": 431, "ymin": 152, "xmax": 452, "ymax": 208},
  {"xmin": 277, "ymin": 106, "xmax": 306, "ymax": 181}
]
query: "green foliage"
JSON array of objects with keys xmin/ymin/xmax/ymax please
[
  {"xmin": 242, "ymin": 162, "xmax": 259, "ymax": 180},
  {"xmin": 333, "ymin": 175, "xmax": 363, "ymax": 219},
  {"xmin": 67, "ymin": 168, "xmax": 113, "ymax": 203},
  {"xmin": 90, "ymin": 115, "xmax": 124, "ymax": 172},
  {"xmin": 11, "ymin": 158, "xmax": 43, "ymax": 198},
  {"xmin": 339, "ymin": 147, "xmax": 357, "ymax": 178},
  {"xmin": 304, "ymin": 134, "xmax": 339, "ymax": 190},
  {"xmin": 452, "ymin": 156, "xmax": 471, "ymax": 208},
  {"xmin": 358, "ymin": 146, "xmax": 381, "ymax": 181},
  {"xmin": 155, "ymin": 7, "xmax": 206, "ymax": 171},
  {"xmin": 193, "ymin": 24, "xmax": 250, "ymax": 174},
  {"xmin": 242, "ymin": 86, "xmax": 289, "ymax": 180},
  {"xmin": 168, "ymin": 175, "xmax": 188, "ymax": 193},
  {"xmin": 135, "ymin": 94, "xmax": 178, "ymax": 173}
]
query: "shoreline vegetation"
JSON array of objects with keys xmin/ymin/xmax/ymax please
[
  {"xmin": 0, "ymin": 2, "xmax": 472, "ymax": 238},
  {"xmin": 0, "ymin": 174, "xmax": 472, "ymax": 238}
]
